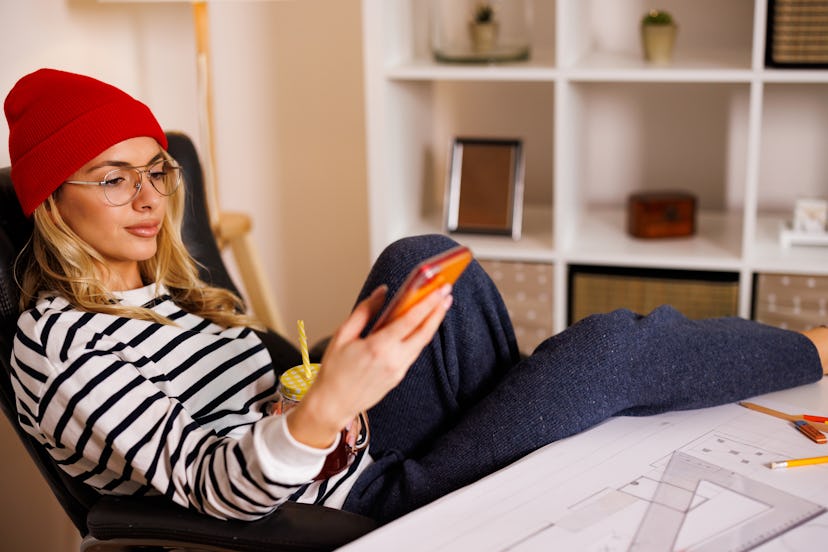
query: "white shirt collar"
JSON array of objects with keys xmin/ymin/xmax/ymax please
[{"xmin": 111, "ymin": 283, "xmax": 166, "ymax": 306}]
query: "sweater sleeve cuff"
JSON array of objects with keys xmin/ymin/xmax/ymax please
[{"xmin": 254, "ymin": 413, "xmax": 340, "ymax": 484}]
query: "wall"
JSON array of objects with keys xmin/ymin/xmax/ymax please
[
  {"xmin": 208, "ymin": 0, "xmax": 370, "ymax": 341},
  {"xmin": 0, "ymin": 0, "xmax": 368, "ymax": 549}
]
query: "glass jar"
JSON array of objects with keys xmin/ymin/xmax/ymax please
[
  {"xmin": 430, "ymin": 0, "xmax": 532, "ymax": 63},
  {"xmin": 271, "ymin": 363, "xmax": 320, "ymax": 415},
  {"xmin": 272, "ymin": 363, "xmax": 369, "ymax": 480}
]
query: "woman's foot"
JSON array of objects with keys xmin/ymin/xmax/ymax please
[{"xmin": 801, "ymin": 325, "xmax": 828, "ymax": 375}]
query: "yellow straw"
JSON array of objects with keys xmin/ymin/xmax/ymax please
[{"xmin": 297, "ymin": 319, "xmax": 311, "ymax": 378}]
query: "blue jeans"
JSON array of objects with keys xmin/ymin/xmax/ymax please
[{"xmin": 342, "ymin": 235, "xmax": 822, "ymax": 523}]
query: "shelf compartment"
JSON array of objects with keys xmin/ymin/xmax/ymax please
[
  {"xmin": 565, "ymin": 207, "xmax": 744, "ymax": 270},
  {"xmin": 758, "ymin": 83, "xmax": 828, "ymax": 212},
  {"xmin": 558, "ymin": 0, "xmax": 755, "ymax": 72},
  {"xmin": 368, "ymin": 78, "xmax": 556, "ymax": 257},
  {"xmin": 562, "ymin": 82, "xmax": 751, "ymax": 254},
  {"xmin": 377, "ymin": 0, "xmax": 557, "ymax": 76}
]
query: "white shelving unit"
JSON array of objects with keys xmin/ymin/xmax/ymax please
[{"xmin": 362, "ymin": 0, "xmax": 828, "ymax": 333}]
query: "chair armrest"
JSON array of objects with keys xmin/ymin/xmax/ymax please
[{"xmin": 85, "ymin": 495, "xmax": 376, "ymax": 552}]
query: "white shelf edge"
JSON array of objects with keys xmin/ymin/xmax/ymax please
[
  {"xmin": 385, "ymin": 61, "xmax": 557, "ymax": 82},
  {"xmin": 384, "ymin": 60, "xmax": 828, "ymax": 86},
  {"xmin": 761, "ymin": 68, "xmax": 828, "ymax": 83}
]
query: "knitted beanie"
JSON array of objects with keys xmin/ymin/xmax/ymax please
[{"xmin": 4, "ymin": 68, "xmax": 168, "ymax": 216}]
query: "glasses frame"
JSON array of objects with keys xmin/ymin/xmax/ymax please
[{"xmin": 64, "ymin": 159, "xmax": 182, "ymax": 206}]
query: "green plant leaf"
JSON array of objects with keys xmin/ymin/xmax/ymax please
[{"xmin": 642, "ymin": 10, "xmax": 673, "ymax": 25}]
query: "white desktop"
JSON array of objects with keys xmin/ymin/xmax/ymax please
[{"xmin": 341, "ymin": 378, "xmax": 828, "ymax": 551}]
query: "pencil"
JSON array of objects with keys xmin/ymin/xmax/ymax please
[{"xmin": 770, "ymin": 455, "xmax": 828, "ymax": 469}]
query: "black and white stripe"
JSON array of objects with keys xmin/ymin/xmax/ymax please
[{"xmin": 10, "ymin": 284, "xmax": 370, "ymax": 519}]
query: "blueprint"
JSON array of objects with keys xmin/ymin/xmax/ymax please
[{"xmin": 340, "ymin": 381, "xmax": 828, "ymax": 551}]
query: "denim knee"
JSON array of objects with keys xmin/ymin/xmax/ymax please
[{"xmin": 375, "ymin": 234, "xmax": 460, "ymax": 270}]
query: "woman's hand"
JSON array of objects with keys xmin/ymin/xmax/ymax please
[{"xmin": 285, "ymin": 284, "xmax": 453, "ymax": 449}]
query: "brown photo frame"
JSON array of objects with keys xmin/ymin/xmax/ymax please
[{"xmin": 445, "ymin": 137, "xmax": 524, "ymax": 239}]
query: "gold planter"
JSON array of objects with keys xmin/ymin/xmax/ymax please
[
  {"xmin": 469, "ymin": 21, "xmax": 499, "ymax": 53},
  {"xmin": 641, "ymin": 24, "xmax": 677, "ymax": 64}
]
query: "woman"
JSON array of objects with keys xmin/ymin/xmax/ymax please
[{"xmin": 6, "ymin": 68, "xmax": 827, "ymax": 525}]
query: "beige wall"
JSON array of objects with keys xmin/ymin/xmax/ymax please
[
  {"xmin": 0, "ymin": 0, "xmax": 368, "ymax": 549},
  {"xmin": 207, "ymin": 0, "xmax": 370, "ymax": 340}
]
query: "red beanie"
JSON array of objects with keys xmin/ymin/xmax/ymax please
[{"xmin": 4, "ymin": 68, "xmax": 168, "ymax": 216}]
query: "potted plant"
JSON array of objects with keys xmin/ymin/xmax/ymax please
[
  {"xmin": 469, "ymin": 2, "xmax": 498, "ymax": 53},
  {"xmin": 641, "ymin": 9, "xmax": 678, "ymax": 64}
]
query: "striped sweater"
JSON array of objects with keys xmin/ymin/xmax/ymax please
[{"xmin": 10, "ymin": 284, "xmax": 371, "ymax": 520}]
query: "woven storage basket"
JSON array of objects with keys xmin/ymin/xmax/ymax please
[{"xmin": 766, "ymin": 0, "xmax": 828, "ymax": 67}]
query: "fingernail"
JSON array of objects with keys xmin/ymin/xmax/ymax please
[
  {"xmin": 441, "ymin": 284, "xmax": 452, "ymax": 296},
  {"xmin": 443, "ymin": 295, "xmax": 454, "ymax": 309}
]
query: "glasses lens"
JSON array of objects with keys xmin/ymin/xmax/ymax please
[
  {"xmin": 99, "ymin": 161, "xmax": 181, "ymax": 205},
  {"xmin": 147, "ymin": 160, "xmax": 181, "ymax": 196},
  {"xmin": 101, "ymin": 168, "xmax": 139, "ymax": 206}
]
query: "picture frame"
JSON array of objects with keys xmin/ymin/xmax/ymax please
[
  {"xmin": 792, "ymin": 197, "xmax": 828, "ymax": 233},
  {"xmin": 445, "ymin": 137, "xmax": 525, "ymax": 239}
]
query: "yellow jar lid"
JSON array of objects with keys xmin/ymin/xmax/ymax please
[{"xmin": 279, "ymin": 363, "xmax": 320, "ymax": 402}]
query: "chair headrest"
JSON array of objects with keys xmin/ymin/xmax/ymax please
[
  {"xmin": 0, "ymin": 168, "xmax": 28, "ymax": 334},
  {"xmin": 0, "ymin": 167, "xmax": 32, "ymax": 251}
]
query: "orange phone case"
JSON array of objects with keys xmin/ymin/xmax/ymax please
[{"xmin": 373, "ymin": 245, "xmax": 472, "ymax": 329}]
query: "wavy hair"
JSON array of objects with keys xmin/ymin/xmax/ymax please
[{"xmin": 16, "ymin": 154, "xmax": 261, "ymax": 330}]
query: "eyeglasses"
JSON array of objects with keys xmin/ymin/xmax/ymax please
[{"xmin": 64, "ymin": 159, "xmax": 182, "ymax": 206}]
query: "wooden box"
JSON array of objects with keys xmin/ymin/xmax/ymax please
[{"xmin": 627, "ymin": 191, "xmax": 696, "ymax": 239}]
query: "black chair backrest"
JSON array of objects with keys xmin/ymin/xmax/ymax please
[
  {"xmin": 0, "ymin": 169, "xmax": 100, "ymax": 535},
  {"xmin": 0, "ymin": 131, "xmax": 243, "ymax": 536},
  {"xmin": 168, "ymin": 131, "xmax": 244, "ymax": 297}
]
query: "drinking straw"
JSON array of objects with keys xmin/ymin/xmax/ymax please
[{"xmin": 297, "ymin": 319, "xmax": 311, "ymax": 378}]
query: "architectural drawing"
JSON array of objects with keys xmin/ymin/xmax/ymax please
[{"xmin": 341, "ymin": 391, "xmax": 828, "ymax": 552}]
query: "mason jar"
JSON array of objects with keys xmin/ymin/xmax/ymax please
[{"xmin": 271, "ymin": 363, "xmax": 369, "ymax": 480}]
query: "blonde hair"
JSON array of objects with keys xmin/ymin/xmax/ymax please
[{"xmin": 16, "ymin": 157, "xmax": 261, "ymax": 330}]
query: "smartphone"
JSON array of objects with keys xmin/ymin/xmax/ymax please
[{"xmin": 372, "ymin": 245, "xmax": 473, "ymax": 330}]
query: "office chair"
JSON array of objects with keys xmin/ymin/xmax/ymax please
[{"xmin": 0, "ymin": 132, "xmax": 375, "ymax": 551}]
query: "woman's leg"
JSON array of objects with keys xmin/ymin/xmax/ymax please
[
  {"xmin": 345, "ymin": 302, "xmax": 823, "ymax": 523},
  {"xmin": 353, "ymin": 234, "xmax": 521, "ymax": 457}
]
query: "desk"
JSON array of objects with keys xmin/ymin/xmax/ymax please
[{"xmin": 341, "ymin": 378, "xmax": 828, "ymax": 551}]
